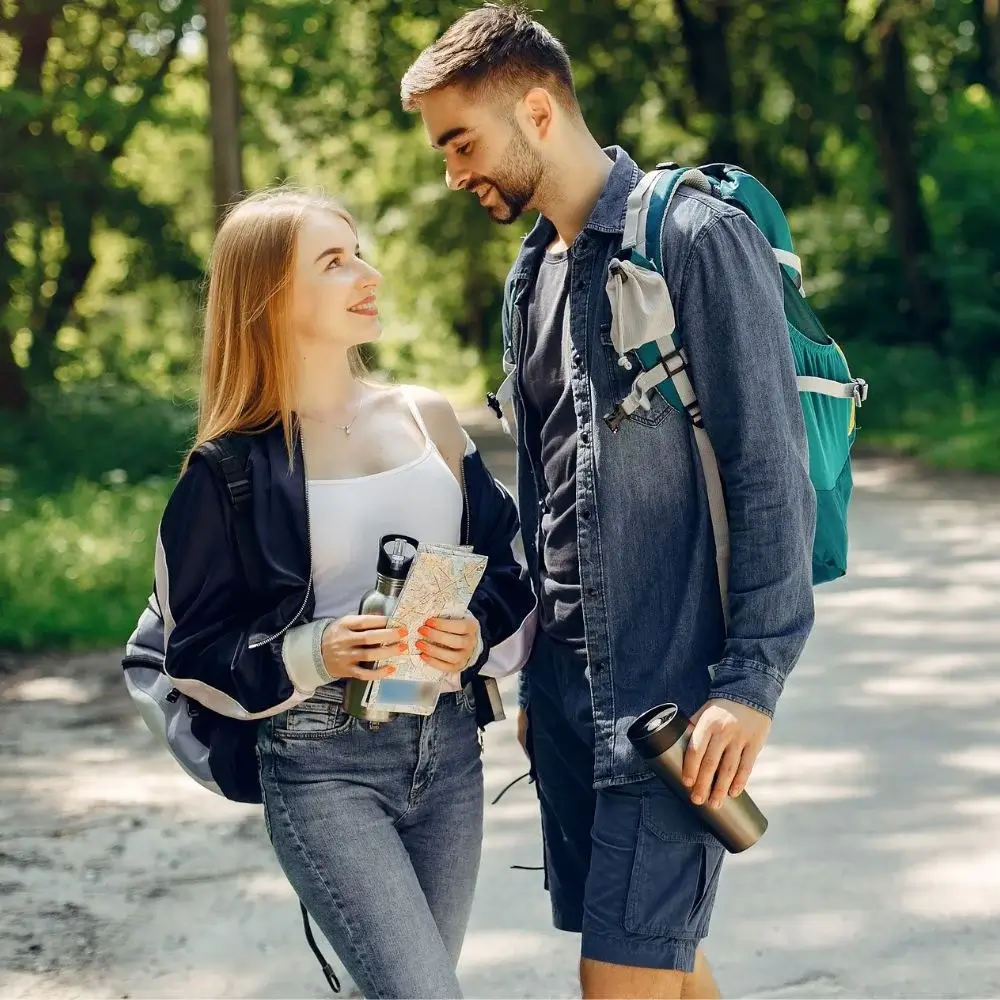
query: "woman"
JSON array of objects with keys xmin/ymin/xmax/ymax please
[{"xmin": 154, "ymin": 188, "xmax": 536, "ymax": 998}]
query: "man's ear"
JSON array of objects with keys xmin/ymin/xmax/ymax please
[{"xmin": 520, "ymin": 87, "xmax": 555, "ymax": 140}]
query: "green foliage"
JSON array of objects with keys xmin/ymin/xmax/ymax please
[
  {"xmin": 3, "ymin": 0, "xmax": 1000, "ymax": 650},
  {"xmin": 840, "ymin": 339, "xmax": 1000, "ymax": 473},
  {"xmin": 0, "ymin": 477, "xmax": 170, "ymax": 650},
  {"xmin": 0, "ymin": 382, "xmax": 194, "ymax": 495}
]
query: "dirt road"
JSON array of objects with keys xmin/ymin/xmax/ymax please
[{"xmin": 3, "ymin": 424, "xmax": 1000, "ymax": 999}]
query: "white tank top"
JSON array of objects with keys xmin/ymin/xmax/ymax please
[{"xmin": 308, "ymin": 390, "xmax": 465, "ymax": 667}]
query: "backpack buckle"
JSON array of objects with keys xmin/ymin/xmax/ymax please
[
  {"xmin": 852, "ymin": 378, "xmax": 868, "ymax": 406},
  {"xmin": 603, "ymin": 403, "xmax": 630, "ymax": 434},
  {"xmin": 226, "ymin": 475, "xmax": 252, "ymax": 507}
]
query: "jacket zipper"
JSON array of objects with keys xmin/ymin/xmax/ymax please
[
  {"xmin": 460, "ymin": 456, "xmax": 470, "ymax": 546},
  {"xmin": 247, "ymin": 452, "xmax": 313, "ymax": 650}
]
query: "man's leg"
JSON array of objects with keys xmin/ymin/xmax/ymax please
[
  {"xmin": 580, "ymin": 948, "xmax": 719, "ymax": 999},
  {"xmin": 579, "ymin": 781, "xmax": 726, "ymax": 1000},
  {"xmin": 525, "ymin": 636, "xmax": 598, "ymax": 934}
]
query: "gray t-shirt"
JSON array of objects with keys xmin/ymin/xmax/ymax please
[{"xmin": 521, "ymin": 249, "xmax": 585, "ymax": 649}]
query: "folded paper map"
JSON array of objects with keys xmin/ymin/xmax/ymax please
[{"xmin": 365, "ymin": 542, "xmax": 488, "ymax": 712}]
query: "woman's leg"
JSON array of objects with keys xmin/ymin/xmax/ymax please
[
  {"xmin": 257, "ymin": 692, "xmax": 461, "ymax": 999},
  {"xmin": 396, "ymin": 688, "xmax": 485, "ymax": 966}
]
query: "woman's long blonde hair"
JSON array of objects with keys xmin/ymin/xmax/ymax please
[{"xmin": 187, "ymin": 187, "xmax": 367, "ymax": 467}]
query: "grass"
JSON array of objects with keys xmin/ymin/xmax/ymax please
[
  {"xmin": 840, "ymin": 341, "xmax": 1000, "ymax": 475},
  {"xmin": 0, "ymin": 478, "xmax": 170, "ymax": 650}
]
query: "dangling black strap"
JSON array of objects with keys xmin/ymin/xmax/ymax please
[{"xmin": 301, "ymin": 903, "xmax": 341, "ymax": 994}]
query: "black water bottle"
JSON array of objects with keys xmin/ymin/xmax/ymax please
[{"xmin": 627, "ymin": 703, "xmax": 768, "ymax": 853}]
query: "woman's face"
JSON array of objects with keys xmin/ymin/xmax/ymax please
[{"xmin": 289, "ymin": 209, "xmax": 383, "ymax": 350}]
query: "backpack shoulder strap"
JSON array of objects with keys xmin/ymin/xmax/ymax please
[
  {"xmin": 617, "ymin": 166, "xmax": 731, "ymax": 619},
  {"xmin": 194, "ymin": 435, "xmax": 266, "ymax": 599}
]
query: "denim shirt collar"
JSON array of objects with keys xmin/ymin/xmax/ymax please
[{"xmin": 515, "ymin": 146, "xmax": 641, "ymax": 273}]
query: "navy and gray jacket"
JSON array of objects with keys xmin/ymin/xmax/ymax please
[{"xmin": 148, "ymin": 423, "xmax": 536, "ymax": 738}]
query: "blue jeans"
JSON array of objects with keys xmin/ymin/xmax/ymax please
[{"xmin": 257, "ymin": 683, "xmax": 484, "ymax": 999}]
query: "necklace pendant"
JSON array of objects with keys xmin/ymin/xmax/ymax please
[{"xmin": 345, "ymin": 426, "xmax": 352, "ymax": 437}]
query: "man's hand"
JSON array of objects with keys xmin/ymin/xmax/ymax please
[
  {"xmin": 682, "ymin": 699, "xmax": 771, "ymax": 809},
  {"xmin": 516, "ymin": 708, "xmax": 529, "ymax": 757}
]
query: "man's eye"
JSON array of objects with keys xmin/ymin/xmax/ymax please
[{"xmin": 457, "ymin": 143, "xmax": 472, "ymax": 156}]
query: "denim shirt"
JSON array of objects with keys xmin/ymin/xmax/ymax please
[{"xmin": 503, "ymin": 147, "xmax": 817, "ymax": 787}]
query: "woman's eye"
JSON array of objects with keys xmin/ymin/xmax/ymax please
[{"xmin": 325, "ymin": 257, "xmax": 342, "ymax": 269}]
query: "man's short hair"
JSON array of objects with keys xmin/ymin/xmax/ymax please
[{"xmin": 400, "ymin": 3, "xmax": 579, "ymax": 115}]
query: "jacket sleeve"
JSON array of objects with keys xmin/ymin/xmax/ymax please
[
  {"xmin": 460, "ymin": 441, "xmax": 537, "ymax": 686},
  {"xmin": 155, "ymin": 454, "xmax": 333, "ymax": 720},
  {"xmin": 671, "ymin": 211, "xmax": 816, "ymax": 717}
]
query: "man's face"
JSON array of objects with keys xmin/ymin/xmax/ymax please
[{"xmin": 419, "ymin": 86, "xmax": 543, "ymax": 225}]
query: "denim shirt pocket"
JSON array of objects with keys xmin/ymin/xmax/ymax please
[{"xmin": 596, "ymin": 296, "xmax": 679, "ymax": 429}]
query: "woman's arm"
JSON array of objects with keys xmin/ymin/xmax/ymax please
[{"xmin": 156, "ymin": 454, "xmax": 357, "ymax": 719}]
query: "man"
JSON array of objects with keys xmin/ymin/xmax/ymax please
[{"xmin": 401, "ymin": 6, "xmax": 816, "ymax": 998}]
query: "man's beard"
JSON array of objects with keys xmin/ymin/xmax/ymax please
[{"xmin": 469, "ymin": 129, "xmax": 543, "ymax": 225}]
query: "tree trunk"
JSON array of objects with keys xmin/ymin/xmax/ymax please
[
  {"xmin": 673, "ymin": 0, "xmax": 741, "ymax": 164},
  {"xmin": 29, "ymin": 207, "xmax": 96, "ymax": 383},
  {"xmin": 0, "ymin": 328, "xmax": 30, "ymax": 414},
  {"xmin": 204, "ymin": 0, "xmax": 244, "ymax": 228},
  {"xmin": 974, "ymin": 0, "xmax": 1000, "ymax": 94},
  {"xmin": 849, "ymin": 6, "xmax": 950, "ymax": 351},
  {"xmin": 0, "ymin": 5, "xmax": 59, "ymax": 405}
]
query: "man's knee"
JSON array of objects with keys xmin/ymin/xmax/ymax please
[
  {"xmin": 580, "ymin": 950, "xmax": 719, "ymax": 1000},
  {"xmin": 580, "ymin": 956, "xmax": 685, "ymax": 1000}
]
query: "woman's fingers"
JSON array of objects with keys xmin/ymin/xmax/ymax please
[
  {"xmin": 422, "ymin": 616, "xmax": 476, "ymax": 636},
  {"xmin": 350, "ymin": 627, "xmax": 407, "ymax": 649},
  {"xmin": 347, "ymin": 662, "xmax": 397, "ymax": 680},
  {"xmin": 417, "ymin": 648, "xmax": 465, "ymax": 673},
  {"xmin": 416, "ymin": 625, "xmax": 466, "ymax": 652}
]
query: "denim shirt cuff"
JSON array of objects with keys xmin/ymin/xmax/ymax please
[{"xmin": 707, "ymin": 657, "xmax": 785, "ymax": 718}]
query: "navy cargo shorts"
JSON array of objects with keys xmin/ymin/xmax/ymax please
[{"xmin": 525, "ymin": 630, "xmax": 726, "ymax": 973}]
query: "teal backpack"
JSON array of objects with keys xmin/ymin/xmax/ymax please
[{"xmin": 602, "ymin": 163, "xmax": 867, "ymax": 610}]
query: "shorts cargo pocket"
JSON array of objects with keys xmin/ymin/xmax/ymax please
[{"xmin": 623, "ymin": 792, "xmax": 725, "ymax": 940}]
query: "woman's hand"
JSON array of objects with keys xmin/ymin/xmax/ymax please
[
  {"xmin": 320, "ymin": 615, "xmax": 407, "ymax": 681},
  {"xmin": 415, "ymin": 614, "xmax": 481, "ymax": 674}
]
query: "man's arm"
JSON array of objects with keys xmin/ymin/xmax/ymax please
[{"xmin": 668, "ymin": 208, "xmax": 817, "ymax": 806}]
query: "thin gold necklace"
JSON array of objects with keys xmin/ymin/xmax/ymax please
[
  {"xmin": 334, "ymin": 395, "xmax": 366, "ymax": 436},
  {"xmin": 303, "ymin": 394, "xmax": 367, "ymax": 436}
]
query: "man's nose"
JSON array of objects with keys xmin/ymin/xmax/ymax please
[{"xmin": 446, "ymin": 164, "xmax": 468, "ymax": 192}]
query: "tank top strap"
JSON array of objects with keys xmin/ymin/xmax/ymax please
[{"xmin": 401, "ymin": 386, "xmax": 433, "ymax": 448}]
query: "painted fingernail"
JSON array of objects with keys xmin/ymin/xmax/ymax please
[
  {"xmin": 396, "ymin": 643, "xmax": 407, "ymax": 653},
  {"xmin": 417, "ymin": 627, "xmax": 430, "ymax": 637},
  {"xmin": 415, "ymin": 640, "xmax": 427, "ymax": 651}
]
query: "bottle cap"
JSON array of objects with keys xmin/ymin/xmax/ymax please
[
  {"xmin": 377, "ymin": 534, "xmax": 419, "ymax": 581},
  {"xmin": 627, "ymin": 703, "xmax": 691, "ymax": 760}
]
